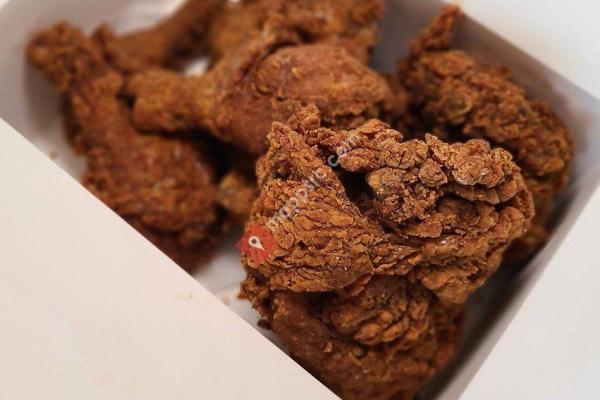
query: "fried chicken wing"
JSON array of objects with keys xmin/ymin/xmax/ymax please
[
  {"xmin": 246, "ymin": 107, "xmax": 534, "ymax": 304},
  {"xmin": 27, "ymin": 23, "xmax": 222, "ymax": 267},
  {"xmin": 205, "ymin": 0, "xmax": 384, "ymax": 63},
  {"xmin": 93, "ymin": 0, "xmax": 224, "ymax": 74},
  {"xmin": 399, "ymin": 6, "xmax": 573, "ymax": 261},
  {"xmin": 126, "ymin": 33, "xmax": 395, "ymax": 155}
]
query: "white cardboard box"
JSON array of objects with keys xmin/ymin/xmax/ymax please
[
  {"xmin": 1, "ymin": 0, "xmax": 600, "ymax": 399},
  {"xmin": 0, "ymin": 121, "xmax": 337, "ymax": 399}
]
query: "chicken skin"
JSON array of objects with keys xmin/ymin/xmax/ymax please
[
  {"xmin": 126, "ymin": 31, "xmax": 396, "ymax": 155},
  {"xmin": 205, "ymin": 0, "xmax": 384, "ymax": 63},
  {"xmin": 242, "ymin": 273, "xmax": 461, "ymax": 400},
  {"xmin": 217, "ymin": 168, "xmax": 259, "ymax": 225},
  {"xmin": 240, "ymin": 107, "xmax": 533, "ymax": 398},
  {"xmin": 399, "ymin": 6, "xmax": 573, "ymax": 261},
  {"xmin": 94, "ymin": 0, "xmax": 224, "ymax": 74},
  {"xmin": 245, "ymin": 107, "xmax": 534, "ymax": 304},
  {"xmin": 27, "ymin": 23, "xmax": 222, "ymax": 268}
]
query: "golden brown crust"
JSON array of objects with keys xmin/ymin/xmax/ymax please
[
  {"xmin": 205, "ymin": 0, "xmax": 384, "ymax": 63},
  {"xmin": 242, "ymin": 273, "xmax": 461, "ymax": 400},
  {"xmin": 217, "ymin": 168, "xmax": 258, "ymax": 225},
  {"xmin": 240, "ymin": 107, "xmax": 534, "ymax": 398},
  {"xmin": 247, "ymin": 107, "xmax": 534, "ymax": 304},
  {"xmin": 93, "ymin": 0, "xmax": 224, "ymax": 73},
  {"xmin": 27, "ymin": 22, "xmax": 109, "ymax": 92},
  {"xmin": 27, "ymin": 23, "xmax": 223, "ymax": 267},
  {"xmin": 399, "ymin": 6, "xmax": 573, "ymax": 261},
  {"xmin": 126, "ymin": 38, "xmax": 394, "ymax": 155}
]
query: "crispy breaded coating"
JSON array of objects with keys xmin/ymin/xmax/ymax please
[
  {"xmin": 242, "ymin": 273, "xmax": 461, "ymax": 400},
  {"xmin": 249, "ymin": 118, "xmax": 397, "ymax": 291},
  {"xmin": 206, "ymin": 0, "xmax": 384, "ymax": 62},
  {"xmin": 93, "ymin": 0, "xmax": 224, "ymax": 73},
  {"xmin": 217, "ymin": 168, "xmax": 258, "ymax": 225},
  {"xmin": 126, "ymin": 35, "xmax": 395, "ymax": 155},
  {"xmin": 399, "ymin": 6, "xmax": 573, "ymax": 261},
  {"xmin": 240, "ymin": 108, "xmax": 534, "ymax": 398},
  {"xmin": 27, "ymin": 23, "xmax": 222, "ymax": 267},
  {"xmin": 246, "ymin": 107, "xmax": 534, "ymax": 304}
]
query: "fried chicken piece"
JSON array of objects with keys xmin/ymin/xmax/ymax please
[
  {"xmin": 245, "ymin": 107, "xmax": 534, "ymax": 304},
  {"xmin": 399, "ymin": 6, "xmax": 573, "ymax": 261},
  {"xmin": 27, "ymin": 23, "xmax": 222, "ymax": 268},
  {"xmin": 126, "ymin": 32, "xmax": 395, "ymax": 155},
  {"xmin": 240, "ymin": 108, "xmax": 533, "ymax": 398},
  {"xmin": 242, "ymin": 273, "xmax": 461, "ymax": 400},
  {"xmin": 205, "ymin": 0, "xmax": 383, "ymax": 63},
  {"xmin": 93, "ymin": 0, "xmax": 224, "ymax": 74}
]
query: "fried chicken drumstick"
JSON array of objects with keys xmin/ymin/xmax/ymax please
[
  {"xmin": 241, "ymin": 107, "xmax": 534, "ymax": 399},
  {"xmin": 94, "ymin": 0, "xmax": 224, "ymax": 74},
  {"xmin": 27, "ymin": 23, "xmax": 222, "ymax": 267},
  {"xmin": 399, "ymin": 6, "xmax": 573, "ymax": 261},
  {"xmin": 126, "ymin": 31, "xmax": 396, "ymax": 155}
]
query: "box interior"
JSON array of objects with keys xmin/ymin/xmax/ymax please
[{"xmin": 1, "ymin": 0, "xmax": 598, "ymax": 398}]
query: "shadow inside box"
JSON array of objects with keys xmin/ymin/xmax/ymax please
[{"xmin": 374, "ymin": 1, "xmax": 600, "ymax": 399}]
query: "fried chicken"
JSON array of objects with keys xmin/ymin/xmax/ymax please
[
  {"xmin": 242, "ymin": 273, "xmax": 461, "ymax": 400},
  {"xmin": 246, "ymin": 107, "xmax": 534, "ymax": 304},
  {"xmin": 399, "ymin": 6, "xmax": 573, "ymax": 261},
  {"xmin": 112, "ymin": 0, "xmax": 392, "ymax": 222},
  {"xmin": 241, "ymin": 107, "xmax": 533, "ymax": 398},
  {"xmin": 126, "ymin": 32, "xmax": 396, "ymax": 155},
  {"xmin": 205, "ymin": 0, "xmax": 384, "ymax": 63},
  {"xmin": 217, "ymin": 168, "xmax": 258, "ymax": 225},
  {"xmin": 27, "ymin": 23, "xmax": 222, "ymax": 268},
  {"xmin": 93, "ymin": 0, "xmax": 224, "ymax": 74},
  {"xmin": 24, "ymin": 3, "xmax": 573, "ymax": 398}
]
